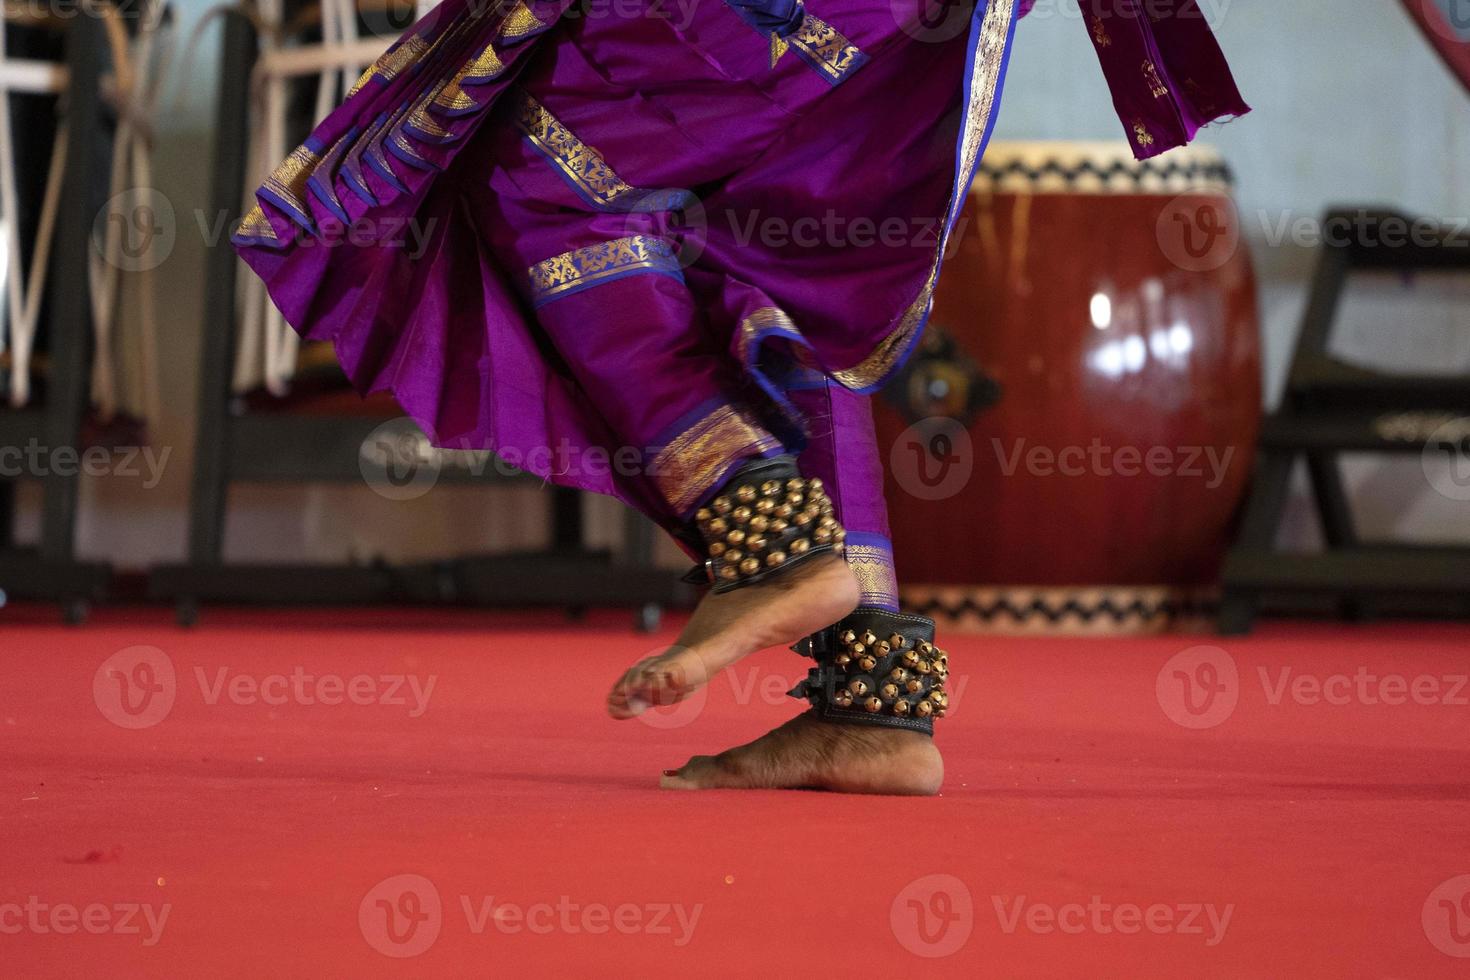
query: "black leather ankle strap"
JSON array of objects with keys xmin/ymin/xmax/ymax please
[
  {"xmin": 691, "ymin": 455, "xmax": 845, "ymax": 594},
  {"xmin": 790, "ymin": 608, "xmax": 949, "ymax": 735}
]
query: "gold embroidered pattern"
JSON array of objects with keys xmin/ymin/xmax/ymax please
[
  {"xmin": 788, "ymin": 14, "xmax": 867, "ymax": 83},
  {"xmin": 527, "ymin": 235, "xmax": 682, "ymax": 305},
  {"xmin": 432, "ymin": 44, "xmax": 507, "ymax": 112},
  {"xmin": 498, "ymin": 0, "xmax": 545, "ymax": 41},
  {"xmin": 846, "ymin": 543, "xmax": 900, "ymax": 608},
  {"xmin": 347, "ymin": 34, "xmax": 430, "ymax": 97},
  {"xmin": 263, "ymin": 145, "xmax": 322, "ymax": 222},
  {"xmin": 1090, "ymin": 17, "xmax": 1111, "ymax": 48},
  {"xmin": 1142, "ymin": 59, "xmax": 1168, "ymax": 98},
  {"xmin": 1133, "ymin": 119, "xmax": 1155, "ymax": 148},
  {"xmin": 737, "ymin": 306, "xmax": 803, "ymax": 364},
  {"xmin": 233, "ymin": 204, "xmax": 278, "ymax": 242},
  {"xmin": 652, "ymin": 406, "xmax": 782, "ymax": 515},
  {"xmin": 831, "ymin": 0, "xmax": 1014, "ymax": 390},
  {"xmin": 516, "ymin": 93, "xmax": 637, "ymax": 206}
]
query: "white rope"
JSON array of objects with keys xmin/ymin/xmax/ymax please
[{"xmin": 0, "ymin": 16, "xmax": 70, "ymax": 406}]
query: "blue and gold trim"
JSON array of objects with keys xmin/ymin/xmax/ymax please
[
  {"xmin": 527, "ymin": 235, "xmax": 684, "ymax": 307},
  {"xmin": 844, "ymin": 533, "xmax": 900, "ymax": 611},
  {"xmin": 785, "ymin": 13, "xmax": 868, "ymax": 85},
  {"xmin": 515, "ymin": 93, "xmax": 696, "ymax": 212},
  {"xmin": 346, "ymin": 34, "xmax": 431, "ymax": 98},
  {"xmin": 831, "ymin": 0, "xmax": 1016, "ymax": 391},
  {"xmin": 498, "ymin": 0, "xmax": 548, "ymax": 42},
  {"xmin": 649, "ymin": 401, "xmax": 784, "ymax": 516}
]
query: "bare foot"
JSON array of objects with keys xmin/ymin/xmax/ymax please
[
  {"xmin": 659, "ymin": 712, "xmax": 943, "ymax": 795},
  {"xmin": 606, "ymin": 554, "xmax": 859, "ymax": 719}
]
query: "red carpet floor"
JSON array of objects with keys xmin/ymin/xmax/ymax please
[{"xmin": 3, "ymin": 608, "xmax": 1469, "ymax": 977}]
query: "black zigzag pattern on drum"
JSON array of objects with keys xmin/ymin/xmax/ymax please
[
  {"xmin": 903, "ymin": 591, "xmax": 1219, "ymax": 625},
  {"xmin": 976, "ymin": 157, "xmax": 1234, "ymax": 189}
]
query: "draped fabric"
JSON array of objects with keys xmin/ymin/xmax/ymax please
[{"xmin": 232, "ymin": 0, "xmax": 1246, "ymax": 530}]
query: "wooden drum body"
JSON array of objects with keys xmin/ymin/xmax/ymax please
[{"xmin": 877, "ymin": 142, "xmax": 1262, "ymax": 632}]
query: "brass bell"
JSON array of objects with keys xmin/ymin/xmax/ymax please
[
  {"xmin": 749, "ymin": 515, "xmax": 770, "ymax": 533},
  {"xmin": 789, "ymin": 538, "xmax": 810, "ymax": 555},
  {"xmin": 735, "ymin": 485, "xmax": 757, "ymax": 503},
  {"xmin": 761, "ymin": 480, "xmax": 782, "ymax": 496},
  {"xmin": 893, "ymin": 699, "xmax": 911, "ymax": 716},
  {"xmin": 726, "ymin": 529, "xmax": 746, "ymax": 546},
  {"xmin": 833, "ymin": 690, "xmax": 854, "ymax": 708},
  {"xmin": 834, "ymin": 529, "xmax": 847, "ymax": 543},
  {"xmin": 786, "ymin": 492, "xmax": 805, "ymax": 508},
  {"xmin": 821, "ymin": 516, "xmax": 838, "ymax": 530},
  {"xmin": 902, "ymin": 650, "xmax": 920, "ymax": 668},
  {"xmin": 906, "ymin": 679, "xmax": 923, "ymax": 694},
  {"xmin": 929, "ymin": 690, "xmax": 945, "ymax": 703},
  {"xmin": 861, "ymin": 631, "xmax": 877, "ymax": 647},
  {"xmin": 849, "ymin": 642, "xmax": 865, "ymax": 656},
  {"xmin": 812, "ymin": 527, "xmax": 832, "ymax": 544},
  {"xmin": 755, "ymin": 498, "xmax": 776, "ymax": 515},
  {"xmin": 809, "ymin": 478, "xmax": 824, "ymax": 492},
  {"xmin": 916, "ymin": 660, "xmax": 932, "ymax": 675},
  {"xmin": 835, "ymin": 654, "xmax": 851, "ymax": 667},
  {"xmin": 858, "ymin": 655, "xmax": 877, "ymax": 672},
  {"xmin": 708, "ymin": 541, "xmax": 727, "ymax": 557},
  {"xmin": 880, "ymin": 683, "xmax": 900, "ymax": 700},
  {"xmin": 847, "ymin": 679, "xmax": 868, "ymax": 697},
  {"xmin": 739, "ymin": 557, "xmax": 760, "ymax": 575},
  {"xmin": 770, "ymin": 519, "xmax": 789, "ymax": 533},
  {"xmin": 840, "ymin": 629, "xmax": 856, "ymax": 644},
  {"xmin": 718, "ymin": 566, "xmax": 739, "ymax": 581},
  {"xmin": 786, "ymin": 479, "xmax": 803, "ymax": 491},
  {"xmin": 725, "ymin": 549, "xmax": 744, "ymax": 564},
  {"xmin": 708, "ymin": 517, "xmax": 728, "ymax": 534},
  {"xmin": 874, "ymin": 640, "xmax": 891, "ymax": 656},
  {"xmin": 733, "ymin": 505, "xmax": 753, "ymax": 523},
  {"xmin": 864, "ymin": 697, "xmax": 883, "ymax": 713},
  {"xmin": 915, "ymin": 701, "xmax": 933, "ymax": 718},
  {"xmin": 888, "ymin": 634, "xmax": 904, "ymax": 649},
  {"xmin": 713, "ymin": 496, "xmax": 732, "ymax": 515},
  {"xmin": 774, "ymin": 504, "xmax": 794, "ymax": 519},
  {"xmin": 917, "ymin": 640, "xmax": 933, "ymax": 656},
  {"xmin": 747, "ymin": 535, "xmax": 767, "ymax": 552},
  {"xmin": 765, "ymin": 551, "xmax": 787, "ymax": 568},
  {"xmin": 889, "ymin": 667, "xmax": 908, "ymax": 682},
  {"xmin": 695, "ymin": 507, "xmax": 713, "ymax": 523}
]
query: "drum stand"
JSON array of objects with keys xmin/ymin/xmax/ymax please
[
  {"xmin": 0, "ymin": 15, "xmax": 112, "ymax": 623},
  {"xmin": 148, "ymin": 12, "xmax": 692, "ymax": 630},
  {"xmin": 1219, "ymin": 208, "xmax": 1470, "ymax": 633}
]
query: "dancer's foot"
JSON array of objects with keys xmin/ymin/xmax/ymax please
[
  {"xmin": 606, "ymin": 553, "xmax": 859, "ymax": 719},
  {"xmin": 659, "ymin": 712, "xmax": 943, "ymax": 794}
]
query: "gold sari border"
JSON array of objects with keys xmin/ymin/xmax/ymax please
[
  {"xmin": 651, "ymin": 404, "xmax": 783, "ymax": 516},
  {"xmin": 527, "ymin": 235, "xmax": 684, "ymax": 307}
]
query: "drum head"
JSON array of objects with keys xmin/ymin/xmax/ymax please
[{"xmin": 1402, "ymin": 0, "xmax": 1470, "ymax": 95}]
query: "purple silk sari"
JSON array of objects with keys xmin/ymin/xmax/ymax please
[{"xmin": 232, "ymin": 0, "xmax": 1246, "ymax": 596}]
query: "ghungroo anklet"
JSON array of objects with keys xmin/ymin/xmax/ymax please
[
  {"xmin": 692, "ymin": 455, "xmax": 846, "ymax": 593},
  {"xmin": 790, "ymin": 608, "xmax": 949, "ymax": 735}
]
